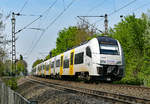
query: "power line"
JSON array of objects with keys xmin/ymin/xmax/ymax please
[
  {"xmin": 109, "ymin": 0, "xmax": 137, "ymax": 16},
  {"xmin": 24, "ymin": 0, "xmax": 58, "ymax": 56},
  {"xmin": 18, "ymin": 14, "xmax": 42, "ymax": 17},
  {"xmin": 79, "ymin": 0, "xmax": 137, "ymax": 34},
  {"xmin": 42, "ymin": 0, "xmax": 58, "ymax": 15},
  {"xmin": 46, "ymin": 0, "xmax": 75, "ymax": 30},
  {"xmin": 119, "ymin": 1, "xmax": 150, "ymax": 20},
  {"xmin": 15, "ymin": 15, "xmax": 42, "ymax": 35},
  {"xmin": 15, "ymin": 0, "xmax": 58, "ymax": 35},
  {"xmin": 26, "ymin": 0, "xmax": 75, "ymax": 58},
  {"xmin": 77, "ymin": 16, "xmax": 103, "ymax": 33},
  {"xmin": 86, "ymin": 0, "xmax": 106, "ymax": 15},
  {"xmin": 24, "ymin": 18, "xmax": 42, "ymax": 56},
  {"xmin": 132, "ymin": 1, "xmax": 150, "ymax": 12},
  {"xmin": 19, "ymin": 0, "xmax": 29, "ymax": 13},
  {"xmin": 62, "ymin": 0, "xmax": 66, "ymax": 10},
  {"xmin": 94, "ymin": 0, "xmax": 137, "ymax": 24},
  {"xmin": 28, "ymin": 0, "xmax": 75, "ymax": 56},
  {"xmin": 113, "ymin": 0, "xmax": 116, "ymax": 13},
  {"xmin": 40, "ymin": 0, "xmax": 58, "ymax": 28}
]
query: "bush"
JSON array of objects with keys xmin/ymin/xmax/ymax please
[{"xmin": 5, "ymin": 78, "xmax": 18, "ymax": 90}]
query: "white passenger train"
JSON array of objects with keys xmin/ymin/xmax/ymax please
[{"xmin": 32, "ymin": 36, "xmax": 125, "ymax": 82}]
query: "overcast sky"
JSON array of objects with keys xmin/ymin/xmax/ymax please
[{"xmin": 0, "ymin": 0, "xmax": 150, "ymax": 72}]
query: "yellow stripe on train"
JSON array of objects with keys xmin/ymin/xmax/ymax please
[
  {"xmin": 60, "ymin": 54, "xmax": 64, "ymax": 75},
  {"xmin": 49, "ymin": 60, "xmax": 51, "ymax": 75},
  {"xmin": 69, "ymin": 49, "xmax": 75, "ymax": 75}
]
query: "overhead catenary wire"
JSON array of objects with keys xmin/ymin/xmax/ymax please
[
  {"xmin": 86, "ymin": 0, "xmax": 106, "ymax": 15},
  {"xmin": 77, "ymin": 16, "xmax": 103, "ymax": 33},
  {"xmin": 40, "ymin": 0, "xmax": 58, "ymax": 27},
  {"xmin": 45, "ymin": 0, "xmax": 75, "ymax": 30},
  {"xmin": 94, "ymin": 0, "xmax": 137, "ymax": 24},
  {"xmin": 109, "ymin": 0, "xmax": 137, "ymax": 16},
  {"xmin": 42, "ymin": 0, "xmax": 58, "ymax": 15},
  {"xmin": 78, "ymin": 0, "xmax": 137, "ymax": 34},
  {"xmin": 17, "ymin": 14, "xmax": 42, "ymax": 17},
  {"xmin": 15, "ymin": 0, "xmax": 58, "ymax": 35},
  {"xmin": 19, "ymin": 0, "xmax": 29, "ymax": 13},
  {"xmin": 26, "ymin": 0, "xmax": 75, "ymax": 58},
  {"xmin": 62, "ymin": 0, "xmax": 66, "ymax": 10},
  {"xmin": 15, "ymin": 15, "xmax": 42, "ymax": 35},
  {"xmin": 27, "ymin": 0, "xmax": 75, "ymax": 56},
  {"xmin": 24, "ymin": 0, "xmax": 58, "ymax": 56},
  {"xmin": 118, "ymin": 1, "xmax": 150, "ymax": 20},
  {"xmin": 24, "ymin": 18, "xmax": 42, "ymax": 56},
  {"xmin": 131, "ymin": 1, "xmax": 150, "ymax": 12},
  {"xmin": 113, "ymin": 0, "xmax": 116, "ymax": 13}
]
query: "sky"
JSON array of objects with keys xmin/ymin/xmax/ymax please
[{"xmin": 0, "ymin": 0, "xmax": 150, "ymax": 72}]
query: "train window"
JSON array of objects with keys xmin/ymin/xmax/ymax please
[
  {"xmin": 75, "ymin": 52, "xmax": 84, "ymax": 64},
  {"xmin": 86, "ymin": 47, "xmax": 92, "ymax": 58},
  {"xmin": 100, "ymin": 44, "xmax": 119, "ymax": 55},
  {"xmin": 61, "ymin": 56, "xmax": 63, "ymax": 67},
  {"xmin": 43, "ymin": 65, "xmax": 45, "ymax": 70},
  {"xmin": 46, "ymin": 65, "xmax": 49, "ymax": 71},
  {"xmin": 51, "ymin": 61, "xmax": 54, "ymax": 68},
  {"xmin": 40, "ymin": 66, "xmax": 41, "ymax": 70},
  {"xmin": 64, "ymin": 59, "xmax": 69, "ymax": 68},
  {"xmin": 49, "ymin": 64, "xmax": 51, "ymax": 69},
  {"xmin": 56, "ymin": 59, "xmax": 60, "ymax": 67},
  {"xmin": 70, "ymin": 52, "xmax": 74, "ymax": 65}
]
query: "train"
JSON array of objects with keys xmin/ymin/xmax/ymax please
[{"xmin": 32, "ymin": 36, "xmax": 125, "ymax": 82}]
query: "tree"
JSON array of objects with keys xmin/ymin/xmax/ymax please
[
  {"xmin": 3, "ymin": 60, "xmax": 11, "ymax": 76},
  {"xmin": 0, "ymin": 12, "xmax": 7, "ymax": 76},
  {"xmin": 0, "ymin": 61, "xmax": 4, "ymax": 76},
  {"xmin": 56, "ymin": 25, "xmax": 97, "ymax": 54},
  {"xmin": 42, "ymin": 20, "xmax": 99, "ymax": 62},
  {"xmin": 110, "ymin": 14, "xmax": 150, "ymax": 85},
  {"xmin": 56, "ymin": 26, "xmax": 78, "ymax": 54},
  {"xmin": 32, "ymin": 59, "xmax": 43, "ymax": 68},
  {"xmin": 16, "ymin": 55, "xmax": 28, "ymax": 75},
  {"xmin": 20, "ymin": 54, "xmax": 23, "ymax": 60}
]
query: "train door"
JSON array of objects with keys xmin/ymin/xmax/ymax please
[
  {"xmin": 49, "ymin": 60, "xmax": 51, "ymax": 75},
  {"xmin": 44, "ymin": 64, "xmax": 46, "ymax": 76},
  {"xmin": 85, "ymin": 46, "xmax": 92, "ymax": 74},
  {"xmin": 60, "ymin": 54, "xmax": 64, "ymax": 75},
  {"xmin": 51, "ymin": 59, "xmax": 55, "ymax": 75},
  {"xmin": 69, "ymin": 49, "xmax": 75, "ymax": 75},
  {"xmin": 39, "ymin": 66, "xmax": 42, "ymax": 76}
]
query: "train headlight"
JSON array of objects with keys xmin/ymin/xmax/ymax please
[
  {"xmin": 100, "ymin": 60, "xmax": 106, "ymax": 64},
  {"xmin": 116, "ymin": 61, "xmax": 121, "ymax": 65}
]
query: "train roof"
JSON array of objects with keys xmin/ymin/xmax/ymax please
[
  {"xmin": 96, "ymin": 36, "xmax": 118, "ymax": 45},
  {"xmin": 34, "ymin": 36, "xmax": 118, "ymax": 67}
]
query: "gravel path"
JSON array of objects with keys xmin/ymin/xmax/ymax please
[
  {"xmin": 17, "ymin": 78, "xmax": 113, "ymax": 104},
  {"xmin": 31, "ymin": 76, "xmax": 150, "ymax": 100}
]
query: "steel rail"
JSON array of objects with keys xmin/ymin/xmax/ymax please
[{"xmin": 28, "ymin": 77, "xmax": 150, "ymax": 104}]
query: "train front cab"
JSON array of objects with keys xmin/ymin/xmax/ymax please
[{"xmin": 89, "ymin": 37, "xmax": 125, "ymax": 82}]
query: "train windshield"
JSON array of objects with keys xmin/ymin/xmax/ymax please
[
  {"xmin": 96, "ymin": 36, "xmax": 120, "ymax": 55},
  {"xmin": 100, "ymin": 44, "xmax": 119, "ymax": 55}
]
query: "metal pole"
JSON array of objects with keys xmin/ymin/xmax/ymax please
[
  {"xmin": 11, "ymin": 12, "xmax": 16, "ymax": 75},
  {"xmin": 77, "ymin": 14, "xmax": 108, "ymax": 35},
  {"xmin": 104, "ymin": 14, "xmax": 108, "ymax": 36},
  {"xmin": 77, "ymin": 16, "xmax": 103, "ymax": 33}
]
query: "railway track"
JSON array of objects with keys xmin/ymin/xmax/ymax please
[{"xmin": 28, "ymin": 76, "xmax": 150, "ymax": 104}]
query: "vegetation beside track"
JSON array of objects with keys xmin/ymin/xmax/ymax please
[
  {"xmin": 1, "ymin": 77, "xmax": 19, "ymax": 90},
  {"xmin": 110, "ymin": 14, "xmax": 150, "ymax": 87},
  {"xmin": 0, "ymin": 12, "xmax": 28, "ymax": 90}
]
